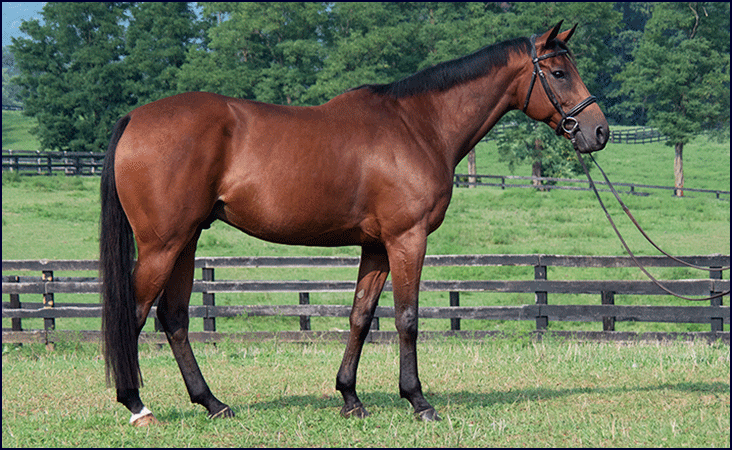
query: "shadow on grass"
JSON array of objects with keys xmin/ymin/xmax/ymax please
[{"xmin": 154, "ymin": 380, "xmax": 729, "ymax": 421}]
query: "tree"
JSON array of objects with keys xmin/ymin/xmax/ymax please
[
  {"xmin": 302, "ymin": 2, "xmax": 425, "ymax": 105},
  {"xmin": 495, "ymin": 111, "xmax": 585, "ymax": 188},
  {"xmin": 613, "ymin": 2, "xmax": 730, "ymax": 196},
  {"xmin": 604, "ymin": 2, "xmax": 653, "ymax": 126},
  {"xmin": 11, "ymin": 2, "xmax": 133, "ymax": 152},
  {"xmin": 125, "ymin": 2, "xmax": 199, "ymax": 108},
  {"xmin": 177, "ymin": 2, "xmax": 328, "ymax": 106},
  {"xmin": 2, "ymin": 47, "xmax": 23, "ymax": 107}
]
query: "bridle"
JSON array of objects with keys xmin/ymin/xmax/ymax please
[
  {"xmin": 523, "ymin": 34, "xmax": 729, "ymax": 302},
  {"xmin": 522, "ymin": 34, "xmax": 597, "ymax": 143}
]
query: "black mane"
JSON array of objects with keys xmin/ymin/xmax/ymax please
[{"xmin": 351, "ymin": 37, "xmax": 532, "ymax": 98}]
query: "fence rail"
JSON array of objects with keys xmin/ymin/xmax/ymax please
[
  {"xmin": 453, "ymin": 173, "xmax": 730, "ymax": 199},
  {"xmin": 608, "ymin": 127, "xmax": 668, "ymax": 144},
  {"xmin": 483, "ymin": 125, "xmax": 667, "ymax": 145},
  {"xmin": 3, "ymin": 254, "xmax": 729, "ymax": 344},
  {"xmin": 2, "ymin": 150, "xmax": 104, "ymax": 175}
]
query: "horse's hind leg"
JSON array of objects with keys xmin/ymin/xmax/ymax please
[
  {"xmin": 156, "ymin": 230, "xmax": 233, "ymax": 419},
  {"xmin": 116, "ymin": 244, "xmax": 182, "ymax": 425},
  {"xmin": 336, "ymin": 244, "xmax": 390, "ymax": 418}
]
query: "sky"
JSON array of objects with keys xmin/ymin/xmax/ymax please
[{"xmin": 2, "ymin": 2, "xmax": 46, "ymax": 47}]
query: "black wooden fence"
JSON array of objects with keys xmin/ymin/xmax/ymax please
[
  {"xmin": 452, "ymin": 173, "xmax": 730, "ymax": 199},
  {"xmin": 3, "ymin": 254, "xmax": 728, "ymax": 345},
  {"xmin": 2, "ymin": 150, "xmax": 105, "ymax": 175},
  {"xmin": 482, "ymin": 125, "xmax": 667, "ymax": 144},
  {"xmin": 608, "ymin": 127, "xmax": 668, "ymax": 144}
]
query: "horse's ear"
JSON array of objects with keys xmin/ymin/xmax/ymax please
[
  {"xmin": 543, "ymin": 20, "xmax": 564, "ymax": 44},
  {"xmin": 557, "ymin": 23, "xmax": 577, "ymax": 44}
]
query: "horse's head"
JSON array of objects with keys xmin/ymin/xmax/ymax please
[{"xmin": 520, "ymin": 21, "xmax": 609, "ymax": 154}]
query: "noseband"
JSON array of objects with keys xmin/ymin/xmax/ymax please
[{"xmin": 522, "ymin": 35, "xmax": 596, "ymax": 138}]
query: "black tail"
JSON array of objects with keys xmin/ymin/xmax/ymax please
[{"xmin": 100, "ymin": 115, "xmax": 141, "ymax": 390}]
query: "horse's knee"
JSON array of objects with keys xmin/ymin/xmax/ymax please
[{"xmin": 395, "ymin": 307, "xmax": 418, "ymax": 336}]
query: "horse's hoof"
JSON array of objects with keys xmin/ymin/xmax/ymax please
[
  {"xmin": 131, "ymin": 413, "xmax": 160, "ymax": 427},
  {"xmin": 414, "ymin": 408, "xmax": 441, "ymax": 422},
  {"xmin": 340, "ymin": 405, "xmax": 370, "ymax": 419},
  {"xmin": 208, "ymin": 406, "xmax": 235, "ymax": 419}
]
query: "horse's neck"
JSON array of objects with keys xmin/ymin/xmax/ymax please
[{"xmin": 402, "ymin": 63, "xmax": 524, "ymax": 170}]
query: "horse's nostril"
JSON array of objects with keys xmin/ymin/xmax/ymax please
[{"xmin": 596, "ymin": 125, "xmax": 608, "ymax": 144}]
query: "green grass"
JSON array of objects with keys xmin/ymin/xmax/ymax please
[
  {"xmin": 2, "ymin": 338, "xmax": 729, "ymax": 447},
  {"xmin": 2, "ymin": 110, "xmax": 41, "ymax": 150}
]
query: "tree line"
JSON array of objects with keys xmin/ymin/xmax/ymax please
[{"xmin": 3, "ymin": 2, "xmax": 729, "ymax": 192}]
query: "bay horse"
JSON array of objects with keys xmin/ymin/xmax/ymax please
[{"xmin": 100, "ymin": 22, "xmax": 608, "ymax": 425}]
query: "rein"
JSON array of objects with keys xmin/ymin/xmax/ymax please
[
  {"xmin": 574, "ymin": 147, "xmax": 730, "ymax": 302},
  {"xmin": 522, "ymin": 34, "xmax": 728, "ymax": 302}
]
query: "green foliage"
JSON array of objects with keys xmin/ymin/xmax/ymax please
[
  {"xmin": 495, "ymin": 111, "xmax": 585, "ymax": 181},
  {"xmin": 612, "ymin": 2, "xmax": 730, "ymax": 144},
  {"xmin": 11, "ymin": 3, "xmax": 133, "ymax": 152},
  {"xmin": 2, "ymin": 46, "xmax": 23, "ymax": 107},
  {"xmin": 124, "ymin": 2, "xmax": 199, "ymax": 108},
  {"xmin": 10, "ymin": 2, "xmax": 198, "ymax": 152},
  {"xmin": 179, "ymin": 2, "xmax": 329, "ymax": 105}
]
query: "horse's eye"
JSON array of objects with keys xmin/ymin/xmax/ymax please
[{"xmin": 551, "ymin": 70, "xmax": 565, "ymax": 79}]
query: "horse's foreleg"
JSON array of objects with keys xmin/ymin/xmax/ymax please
[
  {"xmin": 157, "ymin": 231, "xmax": 233, "ymax": 419},
  {"xmin": 336, "ymin": 244, "xmax": 390, "ymax": 418},
  {"xmin": 386, "ymin": 230, "xmax": 440, "ymax": 422}
]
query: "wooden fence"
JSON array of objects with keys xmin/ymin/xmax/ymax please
[
  {"xmin": 3, "ymin": 254, "xmax": 729, "ymax": 345},
  {"xmin": 2, "ymin": 150, "xmax": 104, "ymax": 175},
  {"xmin": 483, "ymin": 125, "xmax": 667, "ymax": 144},
  {"xmin": 452, "ymin": 173, "xmax": 730, "ymax": 199},
  {"xmin": 608, "ymin": 127, "xmax": 668, "ymax": 145}
]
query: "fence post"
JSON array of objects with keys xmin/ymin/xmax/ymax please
[
  {"xmin": 202, "ymin": 267, "xmax": 216, "ymax": 332},
  {"xmin": 9, "ymin": 275, "xmax": 22, "ymax": 331},
  {"xmin": 299, "ymin": 292, "xmax": 311, "ymax": 331},
  {"xmin": 42, "ymin": 270, "xmax": 55, "ymax": 348},
  {"xmin": 709, "ymin": 267, "xmax": 723, "ymax": 332},
  {"xmin": 534, "ymin": 265, "xmax": 548, "ymax": 331},
  {"xmin": 449, "ymin": 291, "xmax": 460, "ymax": 331},
  {"xmin": 601, "ymin": 291, "xmax": 615, "ymax": 331}
]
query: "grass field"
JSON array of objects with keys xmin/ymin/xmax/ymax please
[
  {"xmin": 2, "ymin": 337, "xmax": 729, "ymax": 447},
  {"xmin": 2, "ymin": 110, "xmax": 41, "ymax": 151},
  {"xmin": 2, "ymin": 114, "xmax": 729, "ymax": 446}
]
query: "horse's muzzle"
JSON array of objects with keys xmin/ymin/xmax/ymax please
[{"xmin": 572, "ymin": 123, "xmax": 609, "ymax": 154}]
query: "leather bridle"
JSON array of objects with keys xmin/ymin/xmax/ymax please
[
  {"xmin": 522, "ymin": 34, "xmax": 597, "ymax": 141},
  {"xmin": 523, "ymin": 35, "xmax": 729, "ymax": 302}
]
